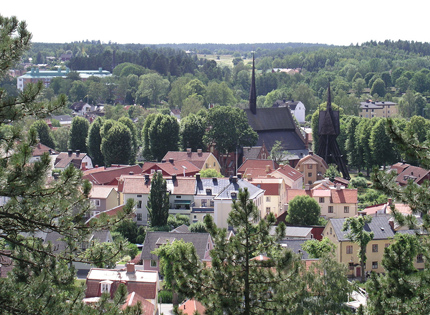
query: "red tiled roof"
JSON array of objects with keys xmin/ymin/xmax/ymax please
[
  {"xmin": 272, "ymin": 164, "xmax": 303, "ymax": 181},
  {"xmin": 178, "ymin": 299, "xmax": 206, "ymax": 315},
  {"xmin": 163, "ymin": 151, "xmax": 214, "ymax": 170},
  {"xmin": 238, "ymin": 159, "xmax": 278, "ymax": 174},
  {"xmin": 83, "ymin": 165, "xmax": 142, "ymax": 185}
]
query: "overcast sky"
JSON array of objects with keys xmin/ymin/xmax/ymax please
[{"xmin": 3, "ymin": 1, "xmax": 429, "ymax": 46}]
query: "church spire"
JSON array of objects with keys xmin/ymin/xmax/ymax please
[{"xmin": 249, "ymin": 52, "xmax": 257, "ymax": 114}]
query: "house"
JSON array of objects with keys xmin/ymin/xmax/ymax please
[
  {"xmin": 17, "ymin": 67, "xmax": 111, "ymax": 91},
  {"xmin": 287, "ymin": 183, "xmax": 358, "ymax": 219},
  {"xmin": 88, "ymin": 185, "xmax": 119, "ymax": 216},
  {"xmin": 247, "ymin": 177, "xmax": 287, "ymax": 217},
  {"xmin": 237, "ymin": 159, "xmax": 279, "ymax": 179},
  {"xmin": 162, "ymin": 149, "xmax": 221, "ymax": 174},
  {"xmin": 296, "ymin": 152, "xmax": 328, "ymax": 185},
  {"xmin": 83, "ymin": 165, "xmax": 142, "ymax": 185},
  {"xmin": 269, "ymin": 164, "xmax": 304, "ymax": 189},
  {"xmin": 30, "ymin": 142, "xmax": 58, "ymax": 163},
  {"xmin": 245, "ymin": 57, "xmax": 308, "ymax": 157},
  {"xmin": 141, "ymin": 159, "xmax": 200, "ymax": 177},
  {"xmin": 85, "ymin": 263, "xmax": 158, "ymax": 314},
  {"xmin": 192, "ymin": 175, "xmax": 231, "ymax": 224},
  {"xmin": 54, "ymin": 150, "xmax": 93, "ymax": 171},
  {"xmin": 71, "ymin": 101, "xmax": 92, "ymax": 116},
  {"xmin": 323, "ymin": 216, "xmax": 395, "ymax": 277},
  {"xmin": 389, "ymin": 163, "xmax": 430, "ymax": 186},
  {"xmin": 359, "ymin": 101, "xmax": 398, "ymax": 118},
  {"xmin": 273, "ymin": 100, "xmax": 306, "ymax": 124},
  {"xmin": 213, "ymin": 177, "xmax": 265, "ymax": 229},
  {"xmin": 140, "ymin": 231, "xmax": 213, "ymax": 272}
]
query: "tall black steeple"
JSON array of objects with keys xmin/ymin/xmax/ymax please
[
  {"xmin": 249, "ymin": 52, "xmax": 257, "ymax": 115},
  {"xmin": 317, "ymin": 84, "xmax": 350, "ymax": 179}
]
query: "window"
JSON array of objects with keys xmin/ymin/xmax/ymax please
[
  {"xmin": 136, "ymin": 200, "xmax": 142, "ymax": 209},
  {"xmin": 137, "ymin": 213, "xmax": 142, "ymax": 221},
  {"xmin": 372, "ymin": 244, "xmax": 378, "ymax": 252},
  {"xmin": 319, "ymin": 197, "xmax": 324, "ymax": 203},
  {"xmin": 266, "ymin": 196, "xmax": 271, "ymax": 202},
  {"xmin": 417, "ymin": 254, "xmax": 424, "ymax": 263},
  {"xmin": 150, "ymin": 260, "xmax": 157, "ymax": 267},
  {"xmin": 328, "ymin": 206, "xmax": 333, "ymax": 213},
  {"xmin": 344, "ymin": 206, "xmax": 349, "ymax": 213},
  {"xmin": 372, "ymin": 261, "xmax": 378, "ymax": 269},
  {"xmin": 346, "ymin": 245, "xmax": 353, "ymax": 254}
]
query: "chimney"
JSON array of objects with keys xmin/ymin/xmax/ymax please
[
  {"xmin": 68, "ymin": 149, "xmax": 72, "ymax": 157},
  {"xmin": 196, "ymin": 173, "xmax": 201, "ymax": 181},
  {"xmin": 76, "ymin": 150, "xmax": 80, "ymax": 157},
  {"xmin": 169, "ymin": 158, "xmax": 174, "ymax": 164},
  {"xmin": 126, "ymin": 263, "xmax": 135, "ymax": 274}
]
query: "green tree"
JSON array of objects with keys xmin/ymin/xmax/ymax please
[
  {"xmin": 286, "ymin": 195, "xmax": 321, "ymax": 225},
  {"xmin": 203, "ymin": 106, "xmax": 257, "ymax": 173},
  {"xmin": 180, "ymin": 113, "xmax": 206, "ymax": 151},
  {"xmin": 101, "ymin": 120, "xmax": 133, "ymax": 166},
  {"xmin": 342, "ymin": 215, "xmax": 374, "ymax": 282},
  {"xmin": 86, "ymin": 116, "xmax": 104, "ymax": 166},
  {"xmin": 147, "ymin": 171, "xmax": 170, "ymax": 227},
  {"xmin": 0, "ymin": 16, "xmax": 133, "ymax": 314},
  {"xmin": 30, "ymin": 119, "xmax": 55, "ymax": 149},
  {"xmin": 69, "ymin": 116, "xmax": 89, "ymax": 152}
]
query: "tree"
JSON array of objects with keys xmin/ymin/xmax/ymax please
[
  {"xmin": 147, "ymin": 171, "xmax": 170, "ymax": 227},
  {"xmin": 100, "ymin": 120, "xmax": 133, "ymax": 166},
  {"xmin": 203, "ymin": 106, "xmax": 257, "ymax": 173},
  {"xmin": 302, "ymin": 237, "xmax": 336, "ymax": 258},
  {"xmin": 342, "ymin": 215, "xmax": 374, "ymax": 282},
  {"xmin": 286, "ymin": 195, "xmax": 321, "ymax": 226},
  {"xmin": 155, "ymin": 188, "xmax": 307, "ymax": 313},
  {"xmin": 69, "ymin": 116, "xmax": 89, "ymax": 152},
  {"xmin": 0, "ymin": 15, "xmax": 133, "ymax": 314},
  {"xmin": 180, "ymin": 113, "xmax": 206, "ymax": 151},
  {"xmin": 86, "ymin": 116, "xmax": 104, "ymax": 166},
  {"xmin": 30, "ymin": 119, "xmax": 55, "ymax": 149}
]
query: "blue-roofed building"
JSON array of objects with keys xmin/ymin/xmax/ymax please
[{"xmin": 213, "ymin": 176, "xmax": 265, "ymax": 229}]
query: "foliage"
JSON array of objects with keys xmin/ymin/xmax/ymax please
[
  {"xmin": 198, "ymin": 168, "xmax": 222, "ymax": 178},
  {"xmin": 302, "ymin": 237, "xmax": 336, "ymax": 258},
  {"xmin": 286, "ymin": 195, "xmax": 321, "ymax": 225},
  {"xmin": 147, "ymin": 171, "xmax": 170, "ymax": 227},
  {"xmin": 342, "ymin": 215, "xmax": 374, "ymax": 282}
]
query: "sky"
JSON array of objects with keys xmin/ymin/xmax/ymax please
[{"xmin": 2, "ymin": 0, "xmax": 430, "ymax": 46}]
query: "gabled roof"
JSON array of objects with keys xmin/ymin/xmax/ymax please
[
  {"xmin": 32, "ymin": 143, "xmax": 58, "ymax": 157},
  {"xmin": 271, "ymin": 164, "xmax": 303, "ymax": 181},
  {"xmin": 141, "ymin": 231, "xmax": 211, "ymax": 262},
  {"xmin": 329, "ymin": 216, "xmax": 395, "ymax": 241},
  {"xmin": 54, "ymin": 151, "xmax": 89, "ymax": 169},
  {"xmin": 163, "ymin": 150, "xmax": 217, "ymax": 170},
  {"xmin": 83, "ymin": 165, "xmax": 142, "ymax": 185},
  {"xmin": 237, "ymin": 159, "xmax": 278, "ymax": 174}
]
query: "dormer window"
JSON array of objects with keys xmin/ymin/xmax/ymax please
[{"xmin": 100, "ymin": 280, "xmax": 113, "ymax": 294}]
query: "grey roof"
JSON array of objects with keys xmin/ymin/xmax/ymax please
[
  {"xmin": 330, "ymin": 216, "xmax": 395, "ymax": 242},
  {"xmin": 279, "ymin": 239, "xmax": 310, "ymax": 259},
  {"xmin": 215, "ymin": 178, "xmax": 264, "ymax": 200},
  {"xmin": 195, "ymin": 178, "xmax": 231, "ymax": 196},
  {"xmin": 141, "ymin": 231, "xmax": 211, "ymax": 261}
]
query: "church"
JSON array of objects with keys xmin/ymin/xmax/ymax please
[{"xmin": 243, "ymin": 55, "xmax": 308, "ymax": 160}]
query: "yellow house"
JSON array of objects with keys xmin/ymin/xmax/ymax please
[
  {"xmin": 296, "ymin": 152, "xmax": 328, "ymax": 185},
  {"xmin": 162, "ymin": 149, "xmax": 221, "ymax": 173},
  {"xmin": 323, "ymin": 216, "xmax": 396, "ymax": 277}
]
